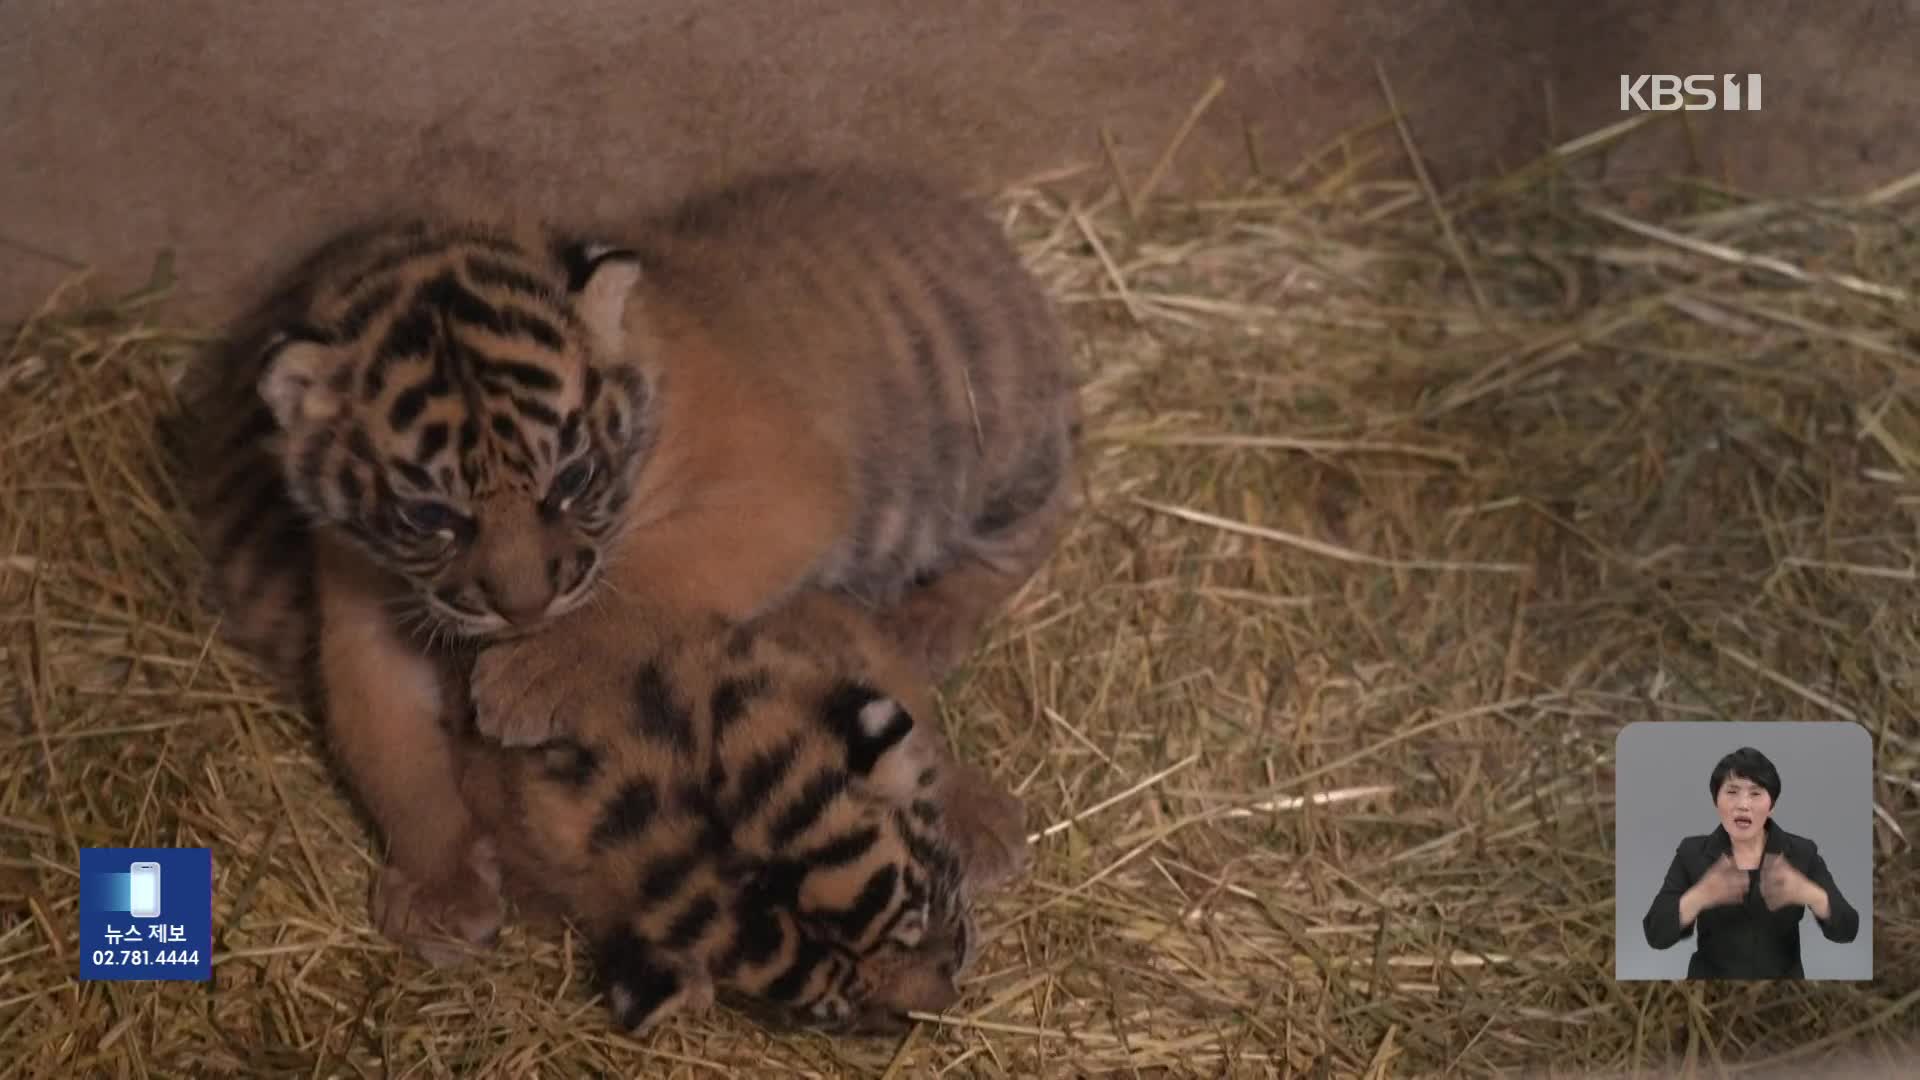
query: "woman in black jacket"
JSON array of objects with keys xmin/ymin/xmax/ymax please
[{"xmin": 1641, "ymin": 746, "xmax": 1860, "ymax": 979}]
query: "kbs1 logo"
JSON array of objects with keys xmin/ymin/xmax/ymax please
[{"xmin": 1619, "ymin": 74, "xmax": 1762, "ymax": 112}]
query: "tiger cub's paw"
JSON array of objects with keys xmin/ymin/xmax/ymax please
[
  {"xmin": 371, "ymin": 834, "xmax": 505, "ymax": 969},
  {"xmin": 469, "ymin": 626, "xmax": 621, "ymax": 748}
]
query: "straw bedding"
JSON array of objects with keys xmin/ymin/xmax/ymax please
[{"xmin": 2, "ymin": 106, "xmax": 1916, "ymax": 1077}]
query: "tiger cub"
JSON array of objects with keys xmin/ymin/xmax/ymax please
[
  {"xmin": 172, "ymin": 165, "xmax": 1070, "ymax": 963},
  {"xmin": 466, "ymin": 166, "xmax": 1081, "ymax": 744},
  {"xmin": 454, "ymin": 589, "xmax": 1028, "ymax": 1034}
]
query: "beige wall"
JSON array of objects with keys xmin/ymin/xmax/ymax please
[{"xmin": 3, "ymin": 1, "xmax": 1917, "ymax": 321}]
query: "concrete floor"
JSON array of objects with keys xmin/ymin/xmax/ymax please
[{"xmin": 3, "ymin": 0, "xmax": 1917, "ymax": 320}]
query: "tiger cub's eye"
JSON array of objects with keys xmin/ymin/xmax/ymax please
[
  {"xmin": 548, "ymin": 459, "xmax": 595, "ymax": 508},
  {"xmin": 397, "ymin": 500, "xmax": 462, "ymax": 537}
]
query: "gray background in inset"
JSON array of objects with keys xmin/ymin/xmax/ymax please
[{"xmin": 1614, "ymin": 720, "xmax": 1874, "ymax": 980}]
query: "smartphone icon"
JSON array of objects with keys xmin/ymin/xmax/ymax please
[{"xmin": 128, "ymin": 862, "xmax": 161, "ymax": 919}]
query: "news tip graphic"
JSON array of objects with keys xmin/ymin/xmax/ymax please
[{"xmin": 79, "ymin": 847, "xmax": 212, "ymax": 982}]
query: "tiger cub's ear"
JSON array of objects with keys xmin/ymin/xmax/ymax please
[
  {"xmin": 822, "ymin": 682, "xmax": 915, "ymax": 770},
  {"xmin": 257, "ymin": 331, "xmax": 344, "ymax": 430},
  {"xmin": 562, "ymin": 242, "xmax": 644, "ymax": 361},
  {"xmin": 822, "ymin": 681, "xmax": 931, "ymax": 805}
]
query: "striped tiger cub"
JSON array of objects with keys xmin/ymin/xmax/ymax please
[
  {"xmin": 466, "ymin": 166, "xmax": 1079, "ymax": 745},
  {"xmin": 455, "ymin": 589, "xmax": 1028, "ymax": 1034},
  {"xmin": 172, "ymin": 165, "xmax": 1070, "ymax": 964}
]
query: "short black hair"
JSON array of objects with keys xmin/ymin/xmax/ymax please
[{"xmin": 1710, "ymin": 746, "xmax": 1781, "ymax": 804}]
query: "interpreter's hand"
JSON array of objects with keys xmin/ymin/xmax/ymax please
[
  {"xmin": 1758, "ymin": 853, "xmax": 1816, "ymax": 911},
  {"xmin": 1690, "ymin": 854, "xmax": 1750, "ymax": 910}
]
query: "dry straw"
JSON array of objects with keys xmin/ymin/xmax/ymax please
[{"xmin": 3, "ymin": 81, "xmax": 1917, "ymax": 1078}]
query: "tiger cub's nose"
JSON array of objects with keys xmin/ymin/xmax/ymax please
[{"xmin": 480, "ymin": 575, "xmax": 556, "ymax": 626}]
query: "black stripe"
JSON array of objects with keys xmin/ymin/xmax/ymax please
[
  {"xmin": 979, "ymin": 485, "xmax": 1029, "ymax": 534},
  {"xmin": 729, "ymin": 737, "xmax": 800, "ymax": 819},
  {"xmin": 661, "ymin": 893, "xmax": 720, "ymax": 951},
  {"xmin": 420, "ymin": 272, "xmax": 504, "ymax": 335},
  {"xmin": 866, "ymin": 886, "xmax": 924, "ymax": 950},
  {"xmin": 369, "ymin": 304, "xmax": 438, "ymax": 400},
  {"xmin": 729, "ymin": 898, "xmax": 785, "ymax": 967},
  {"xmin": 503, "ymin": 392, "xmax": 561, "ymax": 428},
  {"xmin": 709, "ymin": 671, "xmax": 772, "ymax": 735},
  {"xmin": 927, "ymin": 273, "xmax": 986, "ymax": 360},
  {"xmin": 475, "ymin": 356, "xmax": 563, "ymax": 393},
  {"xmin": 882, "ymin": 278, "xmax": 952, "ymax": 470},
  {"xmin": 448, "ymin": 229, "xmax": 528, "ymax": 257},
  {"xmin": 463, "ymin": 255, "xmax": 554, "ymax": 298},
  {"xmin": 333, "ymin": 278, "xmax": 402, "ymax": 342},
  {"xmin": 888, "ymin": 249, "xmax": 966, "ymax": 561},
  {"xmin": 803, "ymin": 245, "xmax": 911, "ymax": 576},
  {"xmin": 389, "ymin": 458, "xmax": 435, "ymax": 493},
  {"xmin": 359, "ymin": 236, "xmax": 451, "ymax": 281},
  {"xmin": 594, "ymin": 927, "xmax": 680, "ymax": 1031},
  {"xmin": 978, "ymin": 426, "xmax": 1066, "ymax": 535},
  {"xmin": 420, "ymin": 272, "xmax": 567, "ymax": 349},
  {"xmin": 588, "ymin": 780, "xmax": 658, "ymax": 851},
  {"xmin": 690, "ymin": 790, "xmax": 734, "ymax": 861},
  {"xmin": 677, "ymin": 780, "xmax": 717, "ymax": 821},
  {"xmin": 832, "ymin": 863, "xmax": 901, "ymax": 943},
  {"xmin": 638, "ymin": 851, "xmax": 701, "ymax": 903},
  {"xmin": 767, "ymin": 769, "xmax": 848, "ymax": 851},
  {"xmin": 802, "ymin": 825, "xmax": 881, "ymax": 868},
  {"xmin": 334, "ymin": 464, "xmax": 363, "ymax": 507},
  {"xmin": 434, "ymin": 307, "xmax": 463, "ymax": 384},
  {"xmin": 902, "ymin": 821, "xmax": 961, "ymax": 881},
  {"xmin": 632, "ymin": 662, "xmax": 694, "ymax": 752},
  {"xmin": 746, "ymin": 859, "xmax": 805, "ymax": 910},
  {"xmin": 417, "ymin": 421, "xmax": 450, "ymax": 462},
  {"xmin": 343, "ymin": 426, "xmax": 378, "ymax": 465},
  {"xmin": 388, "ymin": 378, "xmax": 439, "ymax": 433},
  {"xmin": 762, "ymin": 939, "xmax": 827, "ymax": 1003},
  {"xmin": 558, "ymin": 410, "xmax": 584, "ymax": 456},
  {"xmin": 723, "ymin": 626, "xmax": 757, "ymax": 660}
]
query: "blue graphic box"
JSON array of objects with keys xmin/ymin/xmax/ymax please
[{"xmin": 79, "ymin": 847, "xmax": 212, "ymax": 981}]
